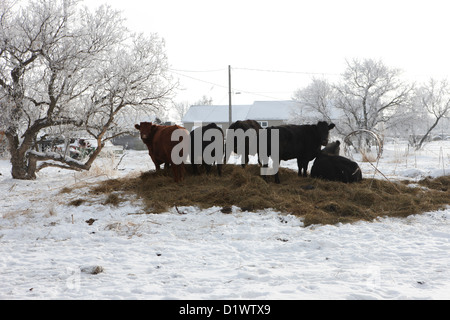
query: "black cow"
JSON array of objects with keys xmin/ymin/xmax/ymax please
[
  {"xmin": 264, "ymin": 121, "xmax": 335, "ymax": 183},
  {"xmin": 227, "ymin": 120, "xmax": 262, "ymax": 167},
  {"xmin": 190, "ymin": 123, "xmax": 224, "ymax": 176},
  {"xmin": 311, "ymin": 154, "xmax": 362, "ymax": 183}
]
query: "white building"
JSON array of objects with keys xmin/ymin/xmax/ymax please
[{"xmin": 182, "ymin": 100, "xmax": 299, "ymax": 132}]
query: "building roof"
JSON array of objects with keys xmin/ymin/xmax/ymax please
[
  {"xmin": 182, "ymin": 105, "xmax": 250, "ymax": 124},
  {"xmin": 246, "ymin": 101, "xmax": 298, "ymax": 121},
  {"xmin": 182, "ymin": 100, "xmax": 299, "ymax": 124}
]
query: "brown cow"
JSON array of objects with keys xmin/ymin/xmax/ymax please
[{"xmin": 135, "ymin": 122, "xmax": 189, "ymax": 183}]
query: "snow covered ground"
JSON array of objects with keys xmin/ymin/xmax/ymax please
[{"xmin": 1, "ymin": 140, "xmax": 449, "ymax": 300}]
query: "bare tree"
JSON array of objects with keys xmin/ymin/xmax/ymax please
[
  {"xmin": 334, "ymin": 58, "xmax": 414, "ymax": 134},
  {"xmin": 172, "ymin": 101, "xmax": 190, "ymax": 123},
  {"xmin": 292, "ymin": 59, "xmax": 413, "ymax": 137},
  {"xmin": 195, "ymin": 95, "xmax": 213, "ymax": 106},
  {"xmin": 385, "ymin": 96, "xmax": 431, "ymax": 143},
  {"xmin": 413, "ymin": 78, "xmax": 450, "ymax": 150},
  {"xmin": 291, "ymin": 78, "xmax": 343, "ymax": 131},
  {"xmin": 0, "ymin": 0, "xmax": 174, "ymax": 179}
]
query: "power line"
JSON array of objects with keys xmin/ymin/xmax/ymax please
[
  {"xmin": 233, "ymin": 67, "xmax": 340, "ymax": 77},
  {"xmin": 170, "ymin": 70, "xmax": 228, "ymax": 89},
  {"xmin": 169, "ymin": 66, "xmax": 340, "ymax": 76},
  {"xmin": 170, "ymin": 66, "xmax": 338, "ymax": 103},
  {"xmin": 231, "ymin": 88, "xmax": 291, "ymax": 102},
  {"xmin": 169, "ymin": 68, "xmax": 297, "ymax": 102},
  {"xmin": 168, "ymin": 67, "xmax": 227, "ymax": 73}
]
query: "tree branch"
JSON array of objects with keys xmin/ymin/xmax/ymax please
[{"xmin": 29, "ymin": 150, "xmax": 88, "ymax": 171}]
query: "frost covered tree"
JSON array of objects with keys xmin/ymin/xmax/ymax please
[
  {"xmin": 293, "ymin": 59, "xmax": 413, "ymax": 135},
  {"xmin": 291, "ymin": 78, "xmax": 344, "ymax": 132},
  {"xmin": 195, "ymin": 95, "xmax": 213, "ymax": 106},
  {"xmin": 172, "ymin": 101, "xmax": 190, "ymax": 123},
  {"xmin": 334, "ymin": 59, "xmax": 413, "ymax": 134},
  {"xmin": 412, "ymin": 78, "xmax": 450, "ymax": 150},
  {"xmin": 384, "ymin": 95, "xmax": 431, "ymax": 142},
  {"xmin": 0, "ymin": 0, "xmax": 173, "ymax": 179}
]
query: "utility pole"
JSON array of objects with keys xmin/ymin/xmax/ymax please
[{"xmin": 228, "ymin": 65, "xmax": 232, "ymax": 127}]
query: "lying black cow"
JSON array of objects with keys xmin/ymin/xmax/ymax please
[
  {"xmin": 227, "ymin": 120, "xmax": 262, "ymax": 167},
  {"xmin": 264, "ymin": 121, "xmax": 335, "ymax": 183},
  {"xmin": 311, "ymin": 153, "xmax": 362, "ymax": 183},
  {"xmin": 190, "ymin": 123, "xmax": 224, "ymax": 176}
]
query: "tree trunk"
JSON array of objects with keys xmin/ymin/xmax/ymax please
[
  {"xmin": 6, "ymin": 129, "xmax": 37, "ymax": 180},
  {"xmin": 10, "ymin": 154, "xmax": 35, "ymax": 180},
  {"xmin": 415, "ymin": 116, "xmax": 441, "ymax": 150}
]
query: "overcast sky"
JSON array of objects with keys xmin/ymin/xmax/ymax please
[{"xmin": 86, "ymin": 0, "xmax": 450, "ymax": 105}]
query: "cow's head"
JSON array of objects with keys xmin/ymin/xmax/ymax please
[
  {"xmin": 135, "ymin": 122, "xmax": 157, "ymax": 141},
  {"xmin": 316, "ymin": 121, "xmax": 335, "ymax": 146}
]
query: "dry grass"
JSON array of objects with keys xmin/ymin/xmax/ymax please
[
  {"xmin": 85, "ymin": 164, "xmax": 450, "ymax": 226},
  {"xmin": 68, "ymin": 198, "xmax": 86, "ymax": 207}
]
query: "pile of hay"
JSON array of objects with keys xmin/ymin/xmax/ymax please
[{"xmin": 83, "ymin": 165, "xmax": 450, "ymax": 226}]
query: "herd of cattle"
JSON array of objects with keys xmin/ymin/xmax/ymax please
[{"xmin": 134, "ymin": 120, "xmax": 362, "ymax": 184}]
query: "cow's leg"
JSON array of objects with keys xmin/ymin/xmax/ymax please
[
  {"xmin": 261, "ymin": 166, "xmax": 269, "ymax": 182},
  {"xmin": 164, "ymin": 162, "xmax": 171, "ymax": 172},
  {"xmin": 205, "ymin": 163, "xmax": 212, "ymax": 175},
  {"xmin": 260, "ymin": 159, "xmax": 269, "ymax": 182},
  {"xmin": 241, "ymin": 143, "xmax": 249, "ymax": 168},
  {"xmin": 274, "ymin": 172, "xmax": 280, "ymax": 184},
  {"xmin": 297, "ymin": 158, "xmax": 303, "ymax": 176},
  {"xmin": 274, "ymin": 159, "xmax": 281, "ymax": 184},
  {"xmin": 240, "ymin": 153, "xmax": 249, "ymax": 169},
  {"xmin": 302, "ymin": 161, "xmax": 309, "ymax": 177},
  {"xmin": 180, "ymin": 163, "xmax": 185, "ymax": 181},
  {"xmin": 240, "ymin": 154, "xmax": 246, "ymax": 168},
  {"xmin": 297, "ymin": 158, "xmax": 308, "ymax": 177},
  {"xmin": 192, "ymin": 164, "xmax": 199, "ymax": 175},
  {"xmin": 172, "ymin": 164, "xmax": 179, "ymax": 182}
]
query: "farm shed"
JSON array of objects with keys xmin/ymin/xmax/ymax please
[{"xmin": 182, "ymin": 100, "xmax": 299, "ymax": 132}]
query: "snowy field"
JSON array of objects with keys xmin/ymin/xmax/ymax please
[{"xmin": 1, "ymin": 140, "xmax": 449, "ymax": 300}]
